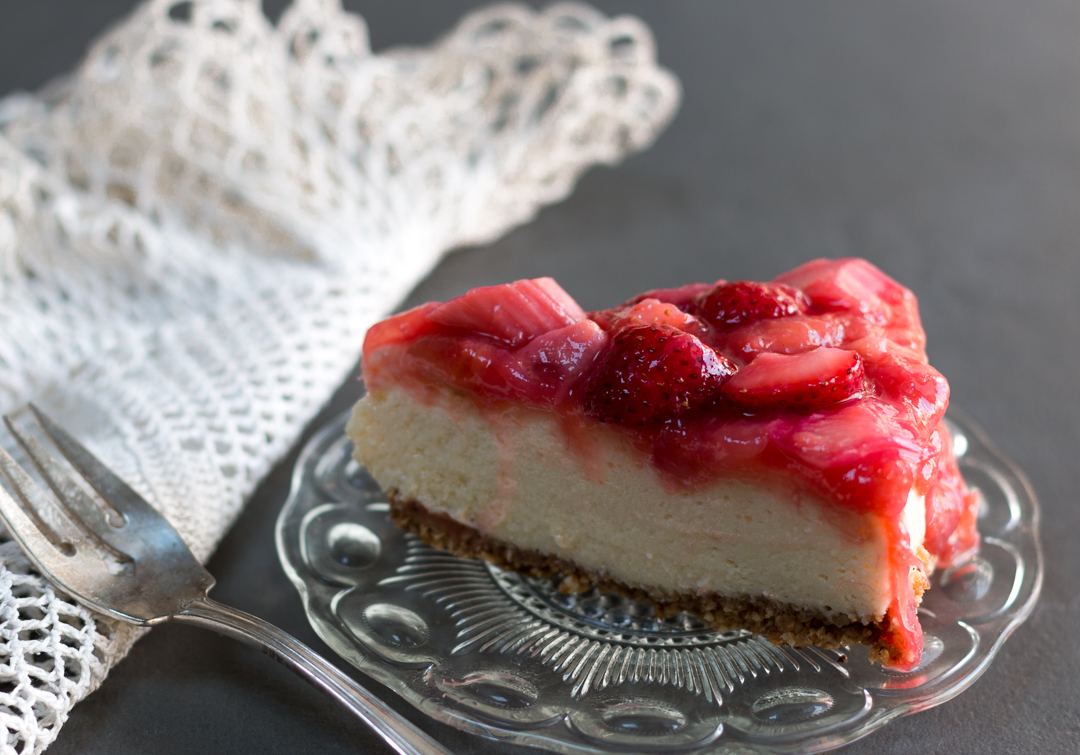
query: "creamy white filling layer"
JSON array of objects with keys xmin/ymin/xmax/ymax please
[{"xmin": 349, "ymin": 386, "xmax": 926, "ymax": 624}]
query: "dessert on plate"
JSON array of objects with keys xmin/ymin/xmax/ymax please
[{"xmin": 347, "ymin": 258, "xmax": 979, "ymax": 670}]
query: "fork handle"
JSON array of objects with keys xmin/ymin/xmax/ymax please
[{"xmin": 172, "ymin": 596, "xmax": 453, "ymax": 755}]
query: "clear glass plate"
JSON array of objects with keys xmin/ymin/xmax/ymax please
[{"xmin": 276, "ymin": 408, "xmax": 1042, "ymax": 754}]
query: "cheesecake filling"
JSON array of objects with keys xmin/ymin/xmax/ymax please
[{"xmin": 350, "ymin": 385, "xmax": 928, "ymax": 626}]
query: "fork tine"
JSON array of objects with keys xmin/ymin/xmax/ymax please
[
  {"xmin": 0, "ymin": 445, "xmax": 88, "ymax": 556},
  {"xmin": 27, "ymin": 404, "xmax": 162, "ymax": 524},
  {"xmin": 0, "ymin": 483, "xmax": 73, "ymax": 580},
  {"xmin": 4, "ymin": 416, "xmax": 131, "ymax": 560}
]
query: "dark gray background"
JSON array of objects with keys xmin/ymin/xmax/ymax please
[{"xmin": 2, "ymin": 1, "xmax": 1078, "ymax": 753}]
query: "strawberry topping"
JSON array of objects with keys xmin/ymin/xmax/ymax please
[
  {"xmin": 359, "ymin": 261, "xmax": 979, "ymax": 671},
  {"xmin": 691, "ymin": 281, "xmax": 809, "ymax": 330},
  {"xmin": 583, "ymin": 325, "xmax": 736, "ymax": 427},
  {"xmin": 516, "ymin": 320, "xmax": 609, "ymax": 400},
  {"xmin": 719, "ymin": 314, "xmax": 846, "ymax": 358},
  {"xmin": 428, "ymin": 277, "xmax": 585, "ymax": 348},
  {"xmin": 619, "ymin": 282, "xmax": 715, "ymax": 311},
  {"xmin": 721, "ymin": 347, "xmax": 864, "ymax": 412},
  {"xmin": 590, "ymin": 298, "xmax": 705, "ymax": 336},
  {"xmin": 363, "ymin": 302, "xmax": 442, "ymax": 354}
]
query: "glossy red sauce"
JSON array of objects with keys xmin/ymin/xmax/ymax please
[{"xmin": 361, "ymin": 259, "xmax": 979, "ymax": 670}]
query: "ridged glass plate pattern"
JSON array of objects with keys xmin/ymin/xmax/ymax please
[{"xmin": 276, "ymin": 409, "xmax": 1041, "ymax": 754}]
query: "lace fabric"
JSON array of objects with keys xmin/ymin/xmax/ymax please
[{"xmin": 0, "ymin": 1, "xmax": 679, "ymax": 750}]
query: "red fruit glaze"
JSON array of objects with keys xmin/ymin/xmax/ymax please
[
  {"xmin": 364, "ymin": 302, "xmax": 442, "ymax": 353},
  {"xmin": 591, "ymin": 298, "xmax": 704, "ymax": 335},
  {"xmin": 722, "ymin": 347, "xmax": 864, "ymax": 412},
  {"xmin": 775, "ymin": 258, "xmax": 926, "ymax": 354},
  {"xmin": 516, "ymin": 320, "xmax": 610, "ymax": 401},
  {"xmin": 691, "ymin": 281, "xmax": 809, "ymax": 329},
  {"xmin": 923, "ymin": 429, "xmax": 980, "ymax": 565},
  {"xmin": 720, "ymin": 314, "xmax": 845, "ymax": 358},
  {"xmin": 360, "ymin": 261, "xmax": 979, "ymax": 671},
  {"xmin": 583, "ymin": 325, "xmax": 736, "ymax": 427},
  {"xmin": 428, "ymin": 277, "xmax": 585, "ymax": 348},
  {"xmin": 620, "ymin": 282, "xmax": 715, "ymax": 311}
]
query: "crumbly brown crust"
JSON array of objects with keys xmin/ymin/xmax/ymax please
[{"xmin": 389, "ymin": 494, "xmax": 928, "ymax": 664}]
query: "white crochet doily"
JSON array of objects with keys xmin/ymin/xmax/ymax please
[{"xmin": 0, "ymin": 1, "xmax": 678, "ymax": 751}]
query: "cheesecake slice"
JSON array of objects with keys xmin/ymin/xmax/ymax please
[{"xmin": 347, "ymin": 259, "xmax": 979, "ymax": 670}]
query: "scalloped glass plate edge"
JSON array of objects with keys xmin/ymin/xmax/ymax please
[{"xmin": 275, "ymin": 407, "xmax": 1042, "ymax": 755}]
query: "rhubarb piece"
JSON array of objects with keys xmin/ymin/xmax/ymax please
[{"xmin": 428, "ymin": 278, "xmax": 585, "ymax": 348}]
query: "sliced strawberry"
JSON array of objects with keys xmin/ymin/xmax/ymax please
[
  {"xmin": 690, "ymin": 281, "xmax": 809, "ymax": 330},
  {"xmin": 721, "ymin": 347, "xmax": 864, "ymax": 412},
  {"xmin": 428, "ymin": 278, "xmax": 586, "ymax": 348},
  {"xmin": 584, "ymin": 325, "xmax": 736, "ymax": 427}
]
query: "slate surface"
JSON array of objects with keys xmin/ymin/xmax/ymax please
[{"xmin": 2, "ymin": 2, "xmax": 1077, "ymax": 754}]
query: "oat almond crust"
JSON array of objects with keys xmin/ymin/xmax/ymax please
[{"xmin": 388, "ymin": 494, "xmax": 929, "ymax": 665}]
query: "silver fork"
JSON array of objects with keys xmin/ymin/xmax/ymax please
[{"xmin": 0, "ymin": 405, "xmax": 452, "ymax": 755}]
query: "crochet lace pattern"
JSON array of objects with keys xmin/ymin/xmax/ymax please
[{"xmin": 0, "ymin": 1, "xmax": 678, "ymax": 751}]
